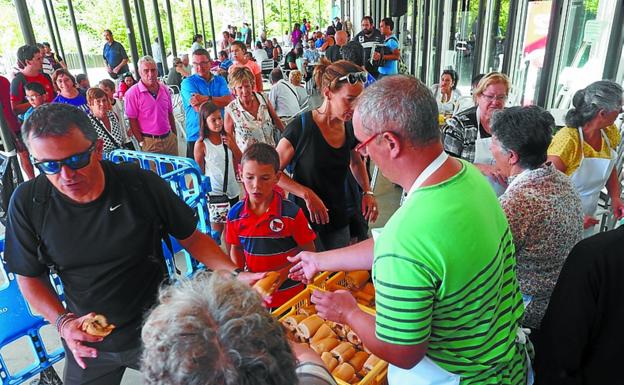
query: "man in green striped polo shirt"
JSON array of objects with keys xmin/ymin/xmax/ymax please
[{"xmin": 289, "ymin": 75, "xmax": 529, "ymax": 384}]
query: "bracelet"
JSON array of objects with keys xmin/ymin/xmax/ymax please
[
  {"xmin": 55, "ymin": 312, "xmax": 77, "ymax": 334},
  {"xmin": 231, "ymin": 268, "xmax": 243, "ymax": 277},
  {"xmin": 362, "ymin": 190, "xmax": 375, "ymax": 196}
]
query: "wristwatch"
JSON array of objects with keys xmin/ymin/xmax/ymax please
[
  {"xmin": 231, "ymin": 268, "xmax": 244, "ymax": 277},
  {"xmin": 363, "ymin": 190, "xmax": 375, "ymax": 196}
]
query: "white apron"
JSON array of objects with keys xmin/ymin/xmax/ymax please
[
  {"xmin": 569, "ymin": 127, "xmax": 617, "ymax": 217},
  {"xmin": 473, "ymin": 110, "xmax": 506, "ymax": 196},
  {"xmin": 382, "ymin": 151, "xmax": 462, "ymax": 385}
]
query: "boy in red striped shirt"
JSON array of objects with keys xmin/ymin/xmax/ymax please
[{"xmin": 226, "ymin": 143, "xmax": 316, "ymax": 308}]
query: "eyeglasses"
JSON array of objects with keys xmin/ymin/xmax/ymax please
[
  {"xmin": 32, "ymin": 142, "xmax": 97, "ymax": 175},
  {"xmin": 336, "ymin": 71, "xmax": 368, "ymax": 85},
  {"xmin": 355, "ymin": 132, "xmax": 381, "ymax": 156},
  {"xmin": 480, "ymin": 93, "xmax": 507, "ymax": 102},
  {"xmin": 192, "ymin": 61, "xmax": 211, "ymax": 67}
]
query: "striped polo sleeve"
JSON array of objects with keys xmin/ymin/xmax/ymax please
[{"xmin": 373, "ymin": 253, "xmax": 439, "ymax": 345}]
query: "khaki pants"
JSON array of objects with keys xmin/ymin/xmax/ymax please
[{"xmin": 142, "ymin": 132, "xmax": 178, "ymax": 156}]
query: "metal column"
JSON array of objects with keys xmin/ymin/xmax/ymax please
[
  {"xmin": 134, "ymin": 0, "xmax": 148, "ymax": 55},
  {"xmin": 14, "ymin": 0, "xmax": 36, "ymax": 45},
  {"xmin": 288, "ymin": 0, "xmax": 292, "ymax": 36},
  {"xmin": 318, "ymin": 0, "xmax": 322, "ymax": 29},
  {"xmin": 48, "ymin": 0, "xmax": 66, "ymax": 60},
  {"xmin": 164, "ymin": 0, "xmax": 177, "ymax": 58},
  {"xmin": 250, "ymin": 0, "xmax": 256, "ymax": 43},
  {"xmin": 207, "ymin": 0, "xmax": 218, "ymax": 58},
  {"xmin": 41, "ymin": 0, "xmax": 59, "ymax": 56},
  {"xmin": 66, "ymin": 0, "xmax": 87, "ymax": 74},
  {"xmin": 198, "ymin": 0, "xmax": 207, "ymax": 48},
  {"xmin": 152, "ymin": 0, "xmax": 168, "ymax": 75},
  {"xmin": 138, "ymin": 0, "xmax": 152, "ymax": 56},
  {"xmin": 121, "ymin": 0, "xmax": 140, "ymax": 73},
  {"xmin": 191, "ymin": 0, "xmax": 199, "ymax": 36},
  {"xmin": 261, "ymin": 0, "xmax": 266, "ymax": 33}
]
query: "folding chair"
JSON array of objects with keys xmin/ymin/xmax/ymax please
[{"xmin": 0, "ymin": 239, "xmax": 65, "ymax": 385}]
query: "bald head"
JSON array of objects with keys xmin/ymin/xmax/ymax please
[{"xmin": 335, "ymin": 30, "xmax": 348, "ymax": 46}]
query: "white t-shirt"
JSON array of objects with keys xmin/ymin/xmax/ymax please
[
  {"xmin": 252, "ymin": 48, "xmax": 269, "ymax": 62},
  {"xmin": 203, "ymin": 138, "xmax": 240, "ymax": 199},
  {"xmin": 151, "ymin": 43, "xmax": 163, "ymax": 63}
]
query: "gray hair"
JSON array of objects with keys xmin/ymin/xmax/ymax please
[
  {"xmin": 21, "ymin": 103, "xmax": 98, "ymax": 149},
  {"xmin": 565, "ymin": 80, "xmax": 623, "ymax": 127},
  {"xmin": 141, "ymin": 272, "xmax": 298, "ymax": 385},
  {"xmin": 355, "ymin": 75, "xmax": 440, "ymax": 146},
  {"xmin": 138, "ymin": 55, "xmax": 156, "ymax": 69},
  {"xmin": 491, "ymin": 106, "xmax": 554, "ymax": 170}
]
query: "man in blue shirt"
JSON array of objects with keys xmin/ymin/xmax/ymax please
[
  {"xmin": 181, "ymin": 48, "xmax": 233, "ymax": 158},
  {"xmin": 377, "ymin": 18, "xmax": 400, "ymax": 77},
  {"xmin": 102, "ymin": 29, "xmax": 129, "ymax": 79}
]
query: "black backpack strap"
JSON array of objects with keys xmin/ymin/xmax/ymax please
[
  {"xmin": 288, "ymin": 111, "xmax": 310, "ymax": 175},
  {"xmin": 30, "ymin": 176, "xmax": 56, "ymax": 273}
]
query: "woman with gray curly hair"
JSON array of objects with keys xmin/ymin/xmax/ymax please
[
  {"xmin": 141, "ymin": 272, "xmax": 336, "ymax": 385},
  {"xmin": 547, "ymin": 80, "xmax": 623, "ymax": 232}
]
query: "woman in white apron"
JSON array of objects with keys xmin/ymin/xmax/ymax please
[
  {"xmin": 442, "ymin": 72, "xmax": 510, "ymax": 196},
  {"xmin": 548, "ymin": 80, "xmax": 623, "ymax": 234}
]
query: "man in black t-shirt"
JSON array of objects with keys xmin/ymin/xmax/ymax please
[
  {"xmin": 351, "ymin": 16, "xmax": 384, "ymax": 78},
  {"xmin": 4, "ymin": 103, "xmax": 262, "ymax": 385}
]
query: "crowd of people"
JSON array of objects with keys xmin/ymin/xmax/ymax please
[{"xmin": 0, "ymin": 12, "xmax": 623, "ymax": 385}]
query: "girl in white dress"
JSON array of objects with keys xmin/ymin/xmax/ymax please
[{"xmin": 194, "ymin": 102, "xmax": 241, "ymax": 238}]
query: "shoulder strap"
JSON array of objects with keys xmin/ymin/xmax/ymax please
[
  {"xmin": 222, "ymin": 143, "xmax": 229, "ymax": 195},
  {"xmin": 30, "ymin": 176, "xmax": 56, "ymax": 272},
  {"xmin": 289, "ymin": 111, "xmax": 310, "ymax": 174}
]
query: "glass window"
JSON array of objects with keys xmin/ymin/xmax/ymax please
[
  {"xmin": 515, "ymin": 0, "xmax": 552, "ymax": 106},
  {"xmin": 483, "ymin": 0, "xmax": 511, "ymax": 74},
  {"xmin": 424, "ymin": 0, "xmax": 440, "ymax": 86},
  {"xmin": 549, "ymin": 0, "xmax": 618, "ymax": 108},
  {"xmin": 447, "ymin": 0, "xmax": 480, "ymax": 94},
  {"xmin": 398, "ymin": 0, "xmax": 416, "ymax": 75}
]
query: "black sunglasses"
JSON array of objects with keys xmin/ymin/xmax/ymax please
[
  {"xmin": 32, "ymin": 142, "xmax": 97, "ymax": 175},
  {"xmin": 337, "ymin": 71, "xmax": 368, "ymax": 85}
]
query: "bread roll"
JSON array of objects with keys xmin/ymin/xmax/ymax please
[
  {"xmin": 332, "ymin": 363, "xmax": 356, "ymax": 382},
  {"xmin": 321, "ymin": 351, "xmax": 339, "ymax": 372},
  {"xmin": 363, "ymin": 354, "xmax": 380, "ymax": 371},
  {"xmin": 81, "ymin": 314, "xmax": 115, "ymax": 337},
  {"xmin": 282, "ymin": 314, "xmax": 307, "ymax": 332},
  {"xmin": 345, "ymin": 270, "xmax": 370, "ymax": 289},
  {"xmin": 331, "ymin": 342, "xmax": 356, "ymax": 363},
  {"xmin": 346, "ymin": 329, "xmax": 361, "ymax": 346},
  {"xmin": 310, "ymin": 337, "xmax": 340, "ymax": 354},
  {"xmin": 349, "ymin": 351, "xmax": 369, "ymax": 372},
  {"xmin": 253, "ymin": 271, "xmax": 281, "ymax": 297},
  {"xmin": 296, "ymin": 314, "xmax": 324, "ymax": 339},
  {"xmin": 310, "ymin": 323, "xmax": 337, "ymax": 343}
]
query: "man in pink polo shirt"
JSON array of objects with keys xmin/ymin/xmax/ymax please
[
  {"xmin": 228, "ymin": 41, "xmax": 264, "ymax": 93},
  {"xmin": 125, "ymin": 56, "xmax": 178, "ymax": 156}
]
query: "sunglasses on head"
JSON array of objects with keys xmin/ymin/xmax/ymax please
[
  {"xmin": 337, "ymin": 71, "xmax": 368, "ymax": 85},
  {"xmin": 32, "ymin": 142, "xmax": 97, "ymax": 175}
]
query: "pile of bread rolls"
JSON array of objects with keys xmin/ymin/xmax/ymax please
[
  {"xmin": 324, "ymin": 271, "xmax": 376, "ymax": 308},
  {"xmin": 281, "ymin": 306, "xmax": 383, "ymax": 384}
]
